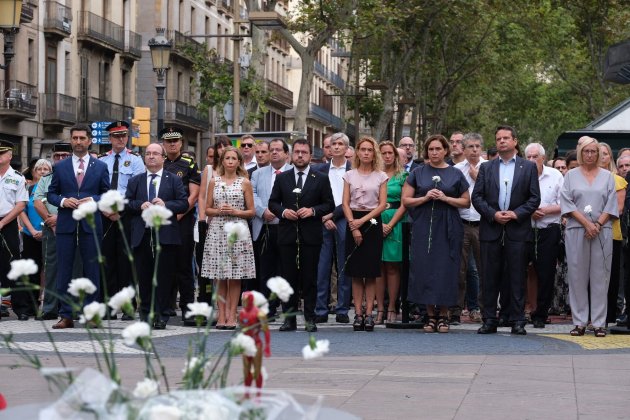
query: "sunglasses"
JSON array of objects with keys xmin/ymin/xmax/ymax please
[{"xmin": 241, "ymin": 143, "xmax": 254, "ymax": 148}]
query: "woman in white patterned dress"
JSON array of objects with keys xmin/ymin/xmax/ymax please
[{"xmin": 202, "ymin": 147, "xmax": 255, "ymax": 329}]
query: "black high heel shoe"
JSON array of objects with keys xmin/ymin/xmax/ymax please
[{"xmin": 353, "ymin": 314, "xmax": 364, "ymax": 331}]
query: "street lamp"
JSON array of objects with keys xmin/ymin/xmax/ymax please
[
  {"xmin": 148, "ymin": 28, "xmax": 172, "ymax": 136},
  {"xmin": 0, "ymin": 0, "xmax": 23, "ymax": 70}
]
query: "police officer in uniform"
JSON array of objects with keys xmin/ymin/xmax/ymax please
[
  {"xmin": 161, "ymin": 126, "xmax": 201, "ymax": 326},
  {"xmin": 0, "ymin": 140, "xmax": 29, "ymax": 320},
  {"xmin": 99, "ymin": 121, "xmax": 145, "ymax": 318}
]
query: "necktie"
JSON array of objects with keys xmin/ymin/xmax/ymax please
[
  {"xmin": 148, "ymin": 173, "xmax": 157, "ymax": 202},
  {"xmin": 111, "ymin": 154, "xmax": 120, "ymax": 190},
  {"xmin": 274, "ymin": 169, "xmax": 282, "ymax": 175},
  {"xmin": 77, "ymin": 158, "xmax": 85, "ymax": 187},
  {"xmin": 297, "ymin": 171, "xmax": 304, "ymax": 189}
]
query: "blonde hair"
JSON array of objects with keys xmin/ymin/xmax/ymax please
[
  {"xmin": 217, "ymin": 146, "xmax": 248, "ymax": 177},
  {"xmin": 598, "ymin": 142, "xmax": 616, "ymax": 173},
  {"xmin": 576, "ymin": 136, "xmax": 598, "ymax": 165},
  {"xmin": 352, "ymin": 136, "xmax": 382, "ymax": 171},
  {"xmin": 379, "ymin": 141, "xmax": 403, "ymax": 175}
]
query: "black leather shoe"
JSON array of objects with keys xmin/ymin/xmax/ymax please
[
  {"xmin": 121, "ymin": 314, "xmax": 135, "ymax": 321},
  {"xmin": 314, "ymin": 315, "xmax": 328, "ymax": 324},
  {"xmin": 17, "ymin": 313, "xmax": 29, "ymax": 321},
  {"xmin": 449, "ymin": 315, "xmax": 461, "ymax": 326},
  {"xmin": 164, "ymin": 309, "xmax": 177, "ymax": 317},
  {"xmin": 511, "ymin": 324, "xmax": 527, "ymax": 335},
  {"xmin": 305, "ymin": 321, "xmax": 318, "ymax": 332},
  {"xmin": 182, "ymin": 317, "xmax": 198, "ymax": 327},
  {"xmin": 279, "ymin": 318, "xmax": 297, "ymax": 331},
  {"xmin": 336, "ymin": 314, "xmax": 350, "ymax": 324},
  {"xmin": 477, "ymin": 323, "xmax": 498, "ymax": 334},
  {"xmin": 153, "ymin": 320, "xmax": 167, "ymax": 330},
  {"xmin": 497, "ymin": 318, "xmax": 511, "ymax": 328},
  {"xmin": 36, "ymin": 312, "xmax": 58, "ymax": 321},
  {"xmin": 532, "ymin": 319, "xmax": 545, "ymax": 329},
  {"xmin": 0, "ymin": 306, "xmax": 9, "ymax": 318}
]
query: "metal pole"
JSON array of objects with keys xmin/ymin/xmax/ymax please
[
  {"xmin": 232, "ymin": 10, "xmax": 241, "ymax": 133},
  {"xmin": 156, "ymin": 71, "xmax": 166, "ymax": 136}
]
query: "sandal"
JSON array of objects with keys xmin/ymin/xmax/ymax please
[
  {"xmin": 375, "ymin": 311, "xmax": 384, "ymax": 325},
  {"xmin": 424, "ymin": 318, "xmax": 437, "ymax": 333},
  {"xmin": 387, "ymin": 310, "xmax": 397, "ymax": 323},
  {"xmin": 594, "ymin": 327, "xmax": 606, "ymax": 338},
  {"xmin": 353, "ymin": 315, "xmax": 364, "ymax": 331},
  {"xmin": 364, "ymin": 315, "xmax": 375, "ymax": 332},
  {"xmin": 437, "ymin": 318, "xmax": 449, "ymax": 333},
  {"xmin": 569, "ymin": 326, "xmax": 585, "ymax": 336}
]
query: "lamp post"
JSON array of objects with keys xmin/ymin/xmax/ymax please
[
  {"xmin": 0, "ymin": 0, "xmax": 23, "ymax": 70},
  {"xmin": 148, "ymin": 28, "xmax": 172, "ymax": 136}
]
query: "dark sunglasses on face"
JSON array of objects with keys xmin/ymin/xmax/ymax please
[{"xmin": 241, "ymin": 143, "xmax": 254, "ymax": 148}]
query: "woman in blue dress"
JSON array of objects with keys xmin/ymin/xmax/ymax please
[{"xmin": 402, "ymin": 135, "xmax": 470, "ymax": 333}]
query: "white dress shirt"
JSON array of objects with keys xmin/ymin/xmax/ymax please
[
  {"xmin": 532, "ymin": 165, "xmax": 563, "ymax": 228},
  {"xmin": 328, "ymin": 159, "xmax": 348, "ymax": 207},
  {"xmin": 455, "ymin": 157, "xmax": 485, "ymax": 221},
  {"xmin": 146, "ymin": 169, "xmax": 164, "ymax": 200}
]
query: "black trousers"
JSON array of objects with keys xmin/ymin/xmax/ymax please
[
  {"xmin": 530, "ymin": 224, "xmax": 561, "ymax": 322},
  {"xmin": 135, "ymin": 230, "xmax": 176, "ymax": 322},
  {"xmin": 278, "ymin": 243, "xmax": 321, "ymax": 322},
  {"xmin": 481, "ymin": 237, "xmax": 529, "ymax": 324},
  {"xmin": 12, "ymin": 232, "xmax": 41, "ymax": 316},
  {"xmin": 0, "ymin": 218, "xmax": 19, "ymax": 289},
  {"xmin": 256, "ymin": 225, "xmax": 282, "ymax": 295},
  {"xmin": 101, "ymin": 214, "xmax": 133, "ymax": 301},
  {"xmin": 607, "ymin": 240, "xmax": 622, "ymax": 323},
  {"xmin": 170, "ymin": 212, "xmax": 195, "ymax": 312}
]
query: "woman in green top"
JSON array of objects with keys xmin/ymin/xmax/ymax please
[{"xmin": 375, "ymin": 141, "xmax": 408, "ymax": 324}]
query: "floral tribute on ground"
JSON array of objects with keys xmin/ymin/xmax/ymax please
[{"xmin": 0, "ymin": 189, "xmax": 332, "ymax": 419}]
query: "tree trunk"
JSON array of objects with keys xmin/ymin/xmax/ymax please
[{"xmin": 293, "ymin": 53, "xmax": 315, "ymax": 134}]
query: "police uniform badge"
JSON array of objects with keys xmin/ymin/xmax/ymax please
[
  {"xmin": 177, "ymin": 171, "xmax": 184, "ymax": 177},
  {"xmin": 123, "ymin": 160, "xmax": 131, "ymax": 167}
]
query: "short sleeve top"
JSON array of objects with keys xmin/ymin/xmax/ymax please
[{"xmin": 343, "ymin": 169, "xmax": 388, "ymax": 209}]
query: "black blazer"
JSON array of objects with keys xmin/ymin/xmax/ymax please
[
  {"xmin": 313, "ymin": 160, "xmax": 352, "ymax": 221},
  {"xmin": 472, "ymin": 156, "xmax": 540, "ymax": 242},
  {"xmin": 125, "ymin": 171, "xmax": 189, "ymax": 248},
  {"xmin": 268, "ymin": 168, "xmax": 335, "ymax": 245}
]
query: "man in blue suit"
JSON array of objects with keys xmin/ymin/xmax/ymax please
[
  {"xmin": 125, "ymin": 143, "xmax": 188, "ymax": 329},
  {"xmin": 251, "ymin": 138, "xmax": 291, "ymax": 317},
  {"xmin": 472, "ymin": 125, "xmax": 540, "ymax": 335},
  {"xmin": 47, "ymin": 125, "xmax": 111, "ymax": 329}
]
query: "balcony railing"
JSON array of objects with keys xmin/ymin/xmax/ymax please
[
  {"xmin": 168, "ymin": 30, "xmax": 204, "ymax": 60},
  {"xmin": 77, "ymin": 11, "xmax": 124, "ymax": 52},
  {"xmin": 21, "ymin": 3, "xmax": 34, "ymax": 24},
  {"xmin": 314, "ymin": 61, "xmax": 345, "ymax": 90},
  {"xmin": 265, "ymin": 79, "xmax": 293, "ymax": 109},
  {"xmin": 309, "ymin": 103, "xmax": 343, "ymax": 130},
  {"xmin": 165, "ymin": 100, "xmax": 209, "ymax": 129},
  {"xmin": 43, "ymin": 93, "xmax": 77, "ymax": 125},
  {"xmin": 44, "ymin": 1, "xmax": 72, "ymax": 37},
  {"xmin": 0, "ymin": 81, "xmax": 37, "ymax": 118},
  {"xmin": 79, "ymin": 97, "xmax": 132, "ymax": 123},
  {"xmin": 218, "ymin": 0, "xmax": 233, "ymax": 15},
  {"xmin": 123, "ymin": 30, "xmax": 142, "ymax": 60}
]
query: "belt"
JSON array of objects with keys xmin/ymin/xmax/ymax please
[
  {"xmin": 461, "ymin": 219, "xmax": 480, "ymax": 227},
  {"xmin": 385, "ymin": 201, "xmax": 401, "ymax": 210},
  {"xmin": 536, "ymin": 223, "xmax": 560, "ymax": 230}
]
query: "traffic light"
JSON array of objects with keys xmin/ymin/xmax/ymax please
[{"xmin": 132, "ymin": 107, "xmax": 151, "ymax": 147}]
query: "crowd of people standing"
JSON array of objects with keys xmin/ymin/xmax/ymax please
[{"xmin": 1, "ymin": 123, "xmax": 628, "ymax": 338}]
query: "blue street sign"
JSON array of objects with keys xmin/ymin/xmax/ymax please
[
  {"xmin": 91, "ymin": 121, "xmax": 113, "ymax": 144},
  {"xmin": 91, "ymin": 121, "xmax": 112, "ymax": 130}
]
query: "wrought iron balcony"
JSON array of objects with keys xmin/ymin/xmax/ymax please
[
  {"xmin": 43, "ymin": 1, "xmax": 72, "ymax": 39},
  {"xmin": 314, "ymin": 61, "xmax": 345, "ymax": 90},
  {"xmin": 43, "ymin": 93, "xmax": 77, "ymax": 126},
  {"xmin": 218, "ymin": 0, "xmax": 233, "ymax": 16},
  {"xmin": 168, "ymin": 30, "xmax": 204, "ymax": 61},
  {"xmin": 309, "ymin": 103, "xmax": 343, "ymax": 130},
  {"xmin": 122, "ymin": 30, "xmax": 142, "ymax": 61},
  {"xmin": 0, "ymin": 81, "xmax": 37, "ymax": 119},
  {"xmin": 21, "ymin": 3, "xmax": 34, "ymax": 24},
  {"xmin": 79, "ymin": 97, "xmax": 132, "ymax": 124},
  {"xmin": 77, "ymin": 11, "xmax": 124, "ymax": 52},
  {"xmin": 265, "ymin": 79, "xmax": 293, "ymax": 110},
  {"xmin": 164, "ymin": 100, "xmax": 209, "ymax": 130}
]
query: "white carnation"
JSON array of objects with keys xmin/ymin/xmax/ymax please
[
  {"xmin": 266, "ymin": 276, "xmax": 294, "ymax": 303},
  {"xmin": 79, "ymin": 302, "xmax": 106, "ymax": 324},
  {"xmin": 302, "ymin": 339, "xmax": 330, "ymax": 360},
  {"xmin": 98, "ymin": 189, "xmax": 127, "ymax": 213},
  {"xmin": 108, "ymin": 286, "xmax": 135, "ymax": 315},
  {"xmin": 231, "ymin": 333, "xmax": 258, "ymax": 357},
  {"xmin": 121, "ymin": 322, "xmax": 151, "ymax": 346},
  {"xmin": 148, "ymin": 404, "xmax": 181, "ymax": 420},
  {"xmin": 141, "ymin": 205, "xmax": 173, "ymax": 228},
  {"xmin": 185, "ymin": 302, "xmax": 213, "ymax": 319},
  {"xmin": 132, "ymin": 378, "xmax": 159, "ymax": 399},
  {"xmin": 584, "ymin": 205, "xmax": 593, "ymax": 214},
  {"xmin": 431, "ymin": 176, "xmax": 441, "ymax": 183},
  {"xmin": 223, "ymin": 221, "xmax": 250, "ymax": 241},
  {"xmin": 72, "ymin": 200, "xmax": 98, "ymax": 221},
  {"xmin": 250, "ymin": 290, "xmax": 269, "ymax": 315},
  {"xmin": 7, "ymin": 258, "xmax": 38, "ymax": 280},
  {"xmin": 67, "ymin": 277, "xmax": 97, "ymax": 297},
  {"xmin": 370, "ymin": 218, "xmax": 377, "ymax": 225},
  {"xmin": 292, "ymin": 188, "xmax": 302, "ymax": 194}
]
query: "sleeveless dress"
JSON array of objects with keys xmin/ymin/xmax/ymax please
[{"xmin": 201, "ymin": 176, "xmax": 256, "ymax": 280}]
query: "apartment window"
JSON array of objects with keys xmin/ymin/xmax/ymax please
[
  {"xmin": 217, "ymin": 23, "xmax": 222, "ymax": 57},
  {"xmin": 177, "ymin": 72, "xmax": 183, "ymax": 101},
  {"xmin": 64, "ymin": 52, "xmax": 71, "ymax": 94},
  {"xmin": 45, "ymin": 43, "xmax": 57, "ymax": 94},
  {"xmin": 28, "ymin": 39, "xmax": 36, "ymax": 85},
  {"xmin": 224, "ymin": 27, "xmax": 229, "ymax": 58},
  {"xmin": 122, "ymin": 70, "xmax": 130, "ymax": 106},
  {"xmin": 179, "ymin": 0, "xmax": 185, "ymax": 31},
  {"xmin": 191, "ymin": 7, "xmax": 196, "ymax": 33},
  {"xmin": 205, "ymin": 16, "xmax": 210, "ymax": 49},
  {"xmin": 99, "ymin": 62, "xmax": 111, "ymax": 100},
  {"xmin": 79, "ymin": 55, "xmax": 88, "ymax": 121}
]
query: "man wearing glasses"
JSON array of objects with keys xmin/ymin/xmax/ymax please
[
  {"xmin": 240, "ymin": 135, "xmax": 257, "ymax": 171},
  {"xmin": 447, "ymin": 131, "xmax": 465, "ymax": 166},
  {"xmin": 99, "ymin": 121, "xmax": 144, "ymax": 317},
  {"xmin": 399, "ymin": 137, "xmax": 420, "ymax": 172}
]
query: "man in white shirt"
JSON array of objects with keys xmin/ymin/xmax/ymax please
[
  {"xmin": 524, "ymin": 143, "xmax": 563, "ymax": 328},
  {"xmin": 453, "ymin": 133, "xmax": 486, "ymax": 323},
  {"xmin": 240, "ymin": 135, "xmax": 257, "ymax": 171}
]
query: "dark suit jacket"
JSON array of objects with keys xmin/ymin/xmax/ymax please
[
  {"xmin": 313, "ymin": 160, "xmax": 352, "ymax": 221},
  {"xmin": 125, "ymin": 171, "xmax": 189, "ymax": 248},
  {"xmin": 47, "ymin": 156, "xmax": 110, "ymax": 234},
  {"xmin": 472, "ymin": 155, "xmax": 540, "ymax": 242},
  {"xmin": 268, "ymin": 168, "xmax": 334, "ymax": 246}
]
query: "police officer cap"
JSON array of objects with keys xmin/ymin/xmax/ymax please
[
  {"xmin": 0, "ymin": 139, "xmax": 14, "ymax": 154},
  {"xmin": 105, "ymin": 120, "xmax": 130, "ymax": 136},
  {"xmin": 52, "ymin": 142, "xmax": 72, "ymax": 153},
  {"xmin": 159, "ymin": 126, "xmax": 184, "ymax": 141}
]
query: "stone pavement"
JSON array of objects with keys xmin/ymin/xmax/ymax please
[{"xmin": 1, "ymin": 314, "xmax": 630, "ymax": 419}]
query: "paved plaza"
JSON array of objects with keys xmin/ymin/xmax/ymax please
[{"xmin": 1, "ymin": 313, "xmax": 630, "ymax": 419}]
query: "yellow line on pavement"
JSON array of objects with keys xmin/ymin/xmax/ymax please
[{"xmin": 546, "ymin": 334, "xmax": 630, "ymax": 350}]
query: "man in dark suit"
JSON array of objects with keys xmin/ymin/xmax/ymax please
[
  {"xmin": 125, "ymin": 143, "xmax": 189, "ymax": 329},
  {"xmin": 472, "ymin": 125, "xmax": 540, "ymax": 335},
  {"xmin": 268, "ymin": 138, "xmax": 335, "ymax": 332},
  {"xmin": 312, "ymin": 132, "xmax": 353, "ymax": 324},
  {"xmin": 47, "ymin": 125, "xmax": 111, "ymax": 329}
]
